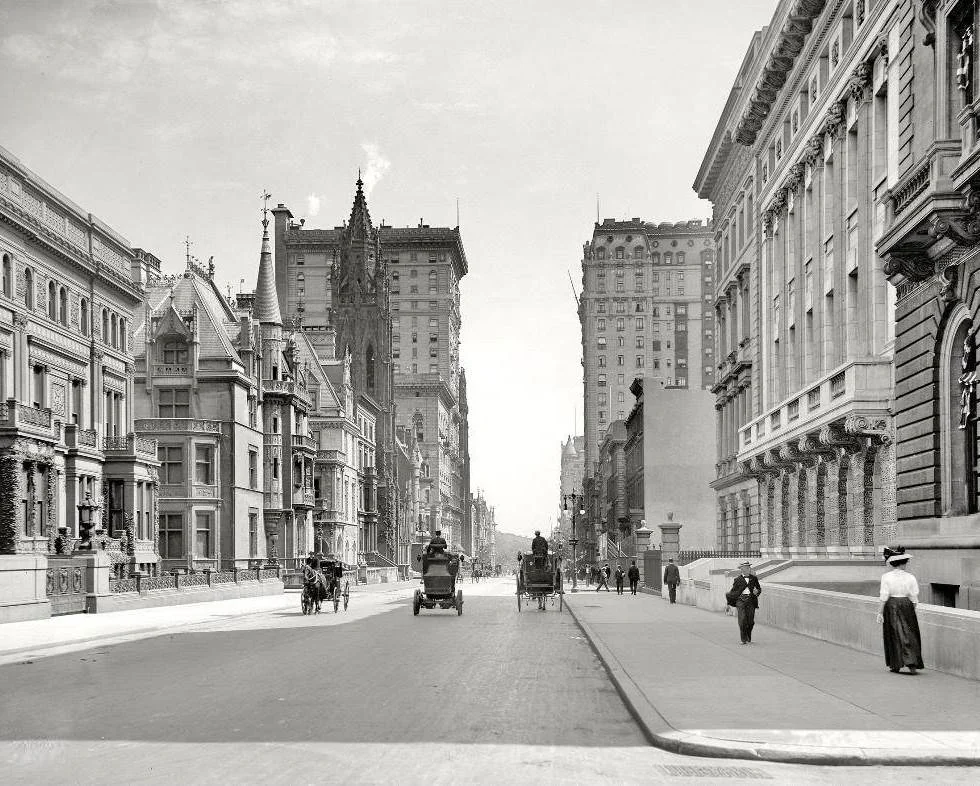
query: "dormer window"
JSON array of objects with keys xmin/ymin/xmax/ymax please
[{"xmin": 161, "ymin": 339, "xmax": 189, "ymax": 364}]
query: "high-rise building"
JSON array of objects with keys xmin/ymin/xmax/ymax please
[
  {"xmin": 271, "ymin": 181, "xmax": 469, "ymax": 554},
  {"xmin": 579, "ymin": 217, "xmax": 715, "ymax": 532}
]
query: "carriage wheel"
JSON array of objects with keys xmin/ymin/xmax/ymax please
[
  {"xmin": 301, "ymin": 588, "xmax": 312, "ymax": 615},
  {"xmin": 333, "ymin": 588, "xmax": 341, "ymax": 613},
  {"xmin": 456, "ymin": 589, "xmax": 463, "ymax": 616},
  {"xmin": 343, "ymin": 581, "xmax": 350, "ymax": 611},
  {"xmin": 413, "ymin": 589, "xmax": 421, "ymax": 616}
]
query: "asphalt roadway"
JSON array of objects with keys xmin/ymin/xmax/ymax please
[{"xmin": 1, "ymin": 578, "xmax": 979, "ymax": 785}]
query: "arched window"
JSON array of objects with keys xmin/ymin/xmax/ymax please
[
  {"xmin": 1, "ymin": 254, "xmax": 10, "ymax": 298},
  {"xmin": 102, "ymin": 309, "xmax": 109, "ymax": 342},
  {"xmin": 48, "ymin": 280, "xmax": 56, "ymax": 320},
  {"xmin": 664, "ymin": 252, "xmax": 673, "ymax": 264},
  {"xmin": 119, "ymin": 317, "xmax": 126, "ymax": 351},
  {"xmin": 161, "ymin": 340, "xmax": 189, "ymax": 364},
  {"xmin": 24, "ymin": 267, "xmax": 34, "ymax": 308},
  {"xmin": 677, "ymin": 251, "xmax": 686, "ymax": 264},
  {"xmin": 596, "ymin": 247, "xmax": 606, "ymax": 260},
  {"xmin": 633, "ymin": 246, "xmax": 644, "ymax": 259},
  {"xmin": 110, "ymin": 314, "xmax": 118, "ymax": 348},
  {"xmin": 651, "ymin": 253, "xmax": 660, "ymax": 265},
  {"xmin": 941, "ymin": 309, "xmax": 977, "ymax": 515},
  {"xmin": 80, "ymin": 299, "xmax": 89, "ymax": 335},
  {"xmin": 366, "ymin": 344, "xmax": 375, "ymax": 391},
  {"xmin": 58, "ymin": 287, "xmax": 67, "ymax": 326},
  {"xmin": 615, "ymin": 246, "xmax": 625, "ymax": 259}
]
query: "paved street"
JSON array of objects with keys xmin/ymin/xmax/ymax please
[{"xmin": 0, "ymin": 579, "xmax": 978, "ymax": 785}]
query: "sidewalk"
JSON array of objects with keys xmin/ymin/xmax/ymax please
[
  {"xmin": 0, "ymin": 579, "xmax": 415, "ymax": 666},
  {"xmin": 565, "ymin": 589, "xmax": 980, "ymax": 765}
]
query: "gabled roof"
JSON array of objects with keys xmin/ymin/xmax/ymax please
[{"xmin": 134, "ymin": 269, "xmax": 242, "ymax": 363}]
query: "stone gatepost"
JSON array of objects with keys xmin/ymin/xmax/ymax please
[
  {"xmin": 634, "ymin": 521, "xmax": 652, "ymax": 586},
  {"xmin": 658, "ymin": 513, "xmax": 682, "ymax": 563}
]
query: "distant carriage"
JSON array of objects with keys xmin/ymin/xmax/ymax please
[
  {"xmin": 516, "ymin": 552, "xmax": 563, "ymax": 612},
  {"xmin": 301, "ymin": 557, "xmax": 350, "ymax": 615}
]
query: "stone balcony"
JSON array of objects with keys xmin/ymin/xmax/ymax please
[
  {"xmin": 292, "ymin": 487, "xmax": 316, "ymax": 509},
  {"xmin": 738, "ymin": 359, "xmax": 892, "ymax": 460},
  {"xmin": 315, "ymin": 449, "xmax": 347, "ymax": 465},
  {"xmin": 135, "ymin": 417, "xmax": 221, "ymax": 435},
  {"xmin": 103, "ymin": 433, "xmax": 159, "ymax": 461},
  {"xmin": 292, "ymin": 433, "xmax": 317, "ymax": 454},
  {"xmin": 63, "ymin": 424, "xmax": 99, "ymax": 451},
  {"xmin": 0, "ymin": 398, "xmax": 59, "ymax": 442}
]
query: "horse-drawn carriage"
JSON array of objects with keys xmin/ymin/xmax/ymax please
[
  {"xmin": 301, "ymin": 556, "xmax": 350, "ymax": 615},
  {"xmin": 413, "ymin": 549, "xmax": 463, "ymax": 616},
  {"xmin": 516, "ymin": 552, "xmax": 563, "ymax": 612}
]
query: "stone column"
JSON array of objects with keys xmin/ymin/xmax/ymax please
[{"xmin": 634, "ymin": 522, "xmax": 652, "ymax": 586}]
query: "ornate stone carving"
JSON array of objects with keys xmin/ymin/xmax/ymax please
[
  {"xmin": 0, "ymin": 454, "xmax": 19, "ymax": 554},
  {"xmin": 822, "ymin": 101, "xmax": 846, "ymax": 139},
  {"xmin": 847, "ymin": 62, "xmax": 873, "ymax": 102},
  {"xmin": 844, "ymin": 414, "xmax": 892, "ymax": 445},
  {"xmin": 931, "ymin": 187, "xmax": 980, "ymax": 245},
  {"xmin": 940, "ymin": 264, "xmax": 960, "ymax": 305},
  {"xmin": 780, "ymin": 441, "xmax": 815, "ymax": 468},
  {"xmin": 803, "ymin": 135, "xmax": 824, "ymax": 167},
  {"xmin": 917, "ymin": 1, "xmax": 937, "ymax": 47},
  {"xmin": 798, "ymin": 433, "xmax": 838, "ymax": 462},
  {"xmin": 882, "ymin": 251, "xmax": 935, "ymax": 282},
  {"xmin": 818, "ymin": 423, "xmax": 863, "ymax": 454},
  {"xmin": 959, "ymin": 325, "xmax": 978, "ymax": 430}
]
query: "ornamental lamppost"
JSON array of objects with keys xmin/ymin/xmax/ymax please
[
  {"xmin": 76, "ymin": 492, "xmax": 101, "ymax": 551},
  {"xmin": 562, "ymin": 492, "xmax": 585, "ymax": 593}
]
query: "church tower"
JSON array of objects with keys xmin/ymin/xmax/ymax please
[{"xmin": 331, "ymin": 176, "xmax": 395, "ymax": 550}]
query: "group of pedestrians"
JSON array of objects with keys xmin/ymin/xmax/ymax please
[{"xmin": 590, "ymin": 561, "xmax": 641, "ymax": 594}]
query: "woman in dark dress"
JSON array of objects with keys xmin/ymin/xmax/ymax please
[{"xmin": 877, "ymin": 547, "xmax": 924, "ymax": 674}]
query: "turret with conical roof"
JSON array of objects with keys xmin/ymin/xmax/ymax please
[{"xmin": 254, "ymin": 196, "xmax": 282, "ymax": 326}]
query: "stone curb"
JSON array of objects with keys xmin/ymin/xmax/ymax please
[{"xmin": 563, "ymin": 596, "xmax": 980, "ymax": 767}]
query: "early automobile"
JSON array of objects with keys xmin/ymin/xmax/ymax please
[{"xmin": 413, "ymin": 549, "xmax": 463, "ymax": 616}]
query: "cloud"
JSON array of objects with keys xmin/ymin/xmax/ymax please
[
  {"xmin": 360, "ymin": 143, "xmax": 391, "ymax": 197},
  {"xmin": 307, "ymin": 193, "xmax": 321, "ymax": 217}
]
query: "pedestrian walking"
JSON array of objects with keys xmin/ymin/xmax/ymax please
[
  {"xmin": 662, "ymin": 558, "xmax": 680, "ymax": 604},
  {"xmin": 595, "ymin": 563, "xmax": 610, "ymax": 592},
  {"xmin": 627, "ymin": 560, "xmax": 640, "ymax": 595},
  {"xmin": 614, "ymin": 564, "xmax": 625, "ymax": 594},
  {"xmin": 878, "ymin": 547, "xmax": 924, "ymax": 675},
  {"xmin": 726, "ymin": 562, "xmax": 762, "ymax": 644}
]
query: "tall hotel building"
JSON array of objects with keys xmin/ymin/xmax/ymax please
[
  {"xmin": 579, "ymin": 218, "xmax": 715, "ymax": 496},
  {"xmin": 271, "ymin": 184, "xmax": 470, "ymax": 550}
]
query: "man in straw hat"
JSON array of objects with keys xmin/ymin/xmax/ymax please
[
  {"xmin": 878, "ymin": 547, "xmax": 924, "ymax": 674},
  {"xmin": 726, "ymin": 561, "xmax": 762, "ymax": 644}
]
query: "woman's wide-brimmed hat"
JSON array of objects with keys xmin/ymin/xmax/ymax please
[{"xmin": 883, "ymin": 546, "xmax": 912, "ymax": 565}]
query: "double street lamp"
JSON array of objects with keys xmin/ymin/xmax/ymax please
[{"xmin": 562, "ymin": 492, "xmax": 585, "ymax": 593}]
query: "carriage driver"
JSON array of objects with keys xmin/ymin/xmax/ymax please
[{"xmin": 531, "ymin": 530, "xmax": 548, "ymax": 567}]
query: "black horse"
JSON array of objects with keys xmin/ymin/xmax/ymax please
[{"xmin": 301, "ymin": 564, "xmax": 325, "ymax": 615}]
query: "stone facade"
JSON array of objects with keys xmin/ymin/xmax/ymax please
[
  {"xmin": 695, "ymin": 0, "xmax": 898, "ymax": 558},
  {"xmin": 877, "ymin": 0, "xmax": 980, "ymax": 609},
  {"xmin": 0, "ymin": 145, "xmax": 159, "ymax": 619},
  {"xmin": 558, "ymin": 435, "xmax": 585, "ymax": 542},
  {"xmin": 470, "ymin": 490, "xmax": 496, "ymax": 566}
]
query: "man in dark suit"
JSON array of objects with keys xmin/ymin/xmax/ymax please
[
  {"xmin": 728, "ymin": 561, "xmax": 762, "ymax": 644},
  {"xmin": 627, "ymin": 561, "xmax": 640, "ymax": 595},
  {"xmin": 531, "ymin": 530, "xmax": 548, "ymax": 567},
  {"xmin": 663, "ymin": 558, "xmax": 680, "ymax": 603}
]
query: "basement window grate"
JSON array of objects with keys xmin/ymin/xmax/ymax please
[{"xmin": 658, "ymin": 765, "xmax": 772, "ymax": 779}]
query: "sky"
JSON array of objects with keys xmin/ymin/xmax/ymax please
[{"xmin": 0, "ymin": 0, "xmax": 779, "ymax": 537}]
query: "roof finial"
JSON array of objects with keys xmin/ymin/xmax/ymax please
[{"xmin": 261, "ymin": 189, "xmax": 271, "ymax": 232}]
